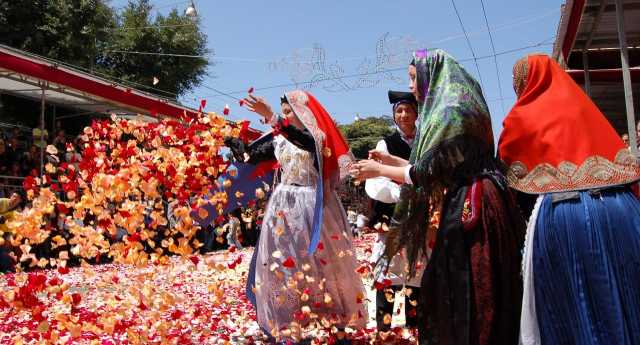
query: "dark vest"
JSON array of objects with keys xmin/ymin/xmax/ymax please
[
  {"xmin": 368, "ymin": 131, "xmax": 412, "ymax": 227},
  {"xmin": 383, "ymin": 131, "xmax": 412, "ymax": 160}
]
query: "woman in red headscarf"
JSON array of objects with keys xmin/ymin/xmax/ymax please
[
  {"xmin": 499, "ymin": 54, "xmax": 640, "ymax": 345},
  {"xmin": 232, "ymin": 91, "xmax": 367, "ymax": 343}
]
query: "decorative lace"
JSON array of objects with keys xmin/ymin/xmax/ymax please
[{"xmin": 506, "ymin": 149, "xmax": 640, "ymax": 193}]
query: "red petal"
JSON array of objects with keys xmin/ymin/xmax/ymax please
[
  {"xmin": 317, "ymin": 242, "xmax": 325, "ymax": 251},
  {"xmin": 56, "ymin": 203, "xmax": 69, "ymax": 214},
  {"xmin": 282, "ymin": 256, "xmax": 295, "ymax": 269},
  {"xmin": 170, "ymin": 309, "xmax": 184, "ymax": 320},
  {"xmin": 189, "ymin": 256, "xmax": 200, "ymax": 266},
  {"xmin": 57, "ymin": 266, "xmax": 70, "ymax": 274},
  {"xmin": 248, "ymin": 87, "xmax": 254, "ymax": 94},
  {"xmin": 127, "ymin": 232, "xmax": 141, "ymax": 242},
  {"xmin": 71, "ymin": 293, "xmax": 81, "ymax": 305},
  {"xmin": 48, "ymin": 277, "xmax": 61, "ymax": 286}
]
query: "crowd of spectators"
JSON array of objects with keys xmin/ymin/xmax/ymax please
[{"xmin": 0, "ymin": 121, "xmax": 83, "ymax": 198}]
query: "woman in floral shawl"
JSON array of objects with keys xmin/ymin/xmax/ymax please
[{"xmin": 352, "ymin": 49, "xmax": 526, "ymax": 345}]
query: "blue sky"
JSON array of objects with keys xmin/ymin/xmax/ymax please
[{"xmin": 111, "ymin": 0, "xmax": 564, "ymax": 142}]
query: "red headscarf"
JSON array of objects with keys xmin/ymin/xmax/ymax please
[
  {"xmin": 286, "ymin": 91, "xmax": 353, "ymax": 182},
  {"xmin": 498, "ymin": 54, "xmax": 638, "ymax": 193}
]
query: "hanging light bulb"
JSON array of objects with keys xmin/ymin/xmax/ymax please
[{"xmin": 185, "ymin": 1, "xmax": 197, "ymax": 19}]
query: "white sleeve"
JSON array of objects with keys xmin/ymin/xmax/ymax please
[
  {"xmin": 374, "ymin": 139, "xmax": 388, "ymax": 153},
  {"xmin": 365, "ymin": 140, "xmax": 402, "ymax": 203}
]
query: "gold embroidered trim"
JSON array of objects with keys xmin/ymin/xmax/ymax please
[{"xmin": 507, "ymin": 149, "xmax": 640, "ymax": 193}]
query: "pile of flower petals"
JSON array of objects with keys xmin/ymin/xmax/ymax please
[
  {"xmin": 0, "ymin": 235, "xmax": 419, "ymax": 344},
  {"xmin": 0, "ymin": 249, "xmax": 256, "ymax": 344}
]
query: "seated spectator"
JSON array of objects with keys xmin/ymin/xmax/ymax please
[
  {"xmin": 8, "ymin": 163, "xmax": 21, "ymax": 183},
  {"xmin": 0, "ymin": 177, "xmax": 9, "ymax": 198},
  {"xmin": 5, "ymin": 137, "xmax": 21, "ymax": 164},
  {"xmin": 0, "ymin": 191, "xmax": 25, "ymax": 272},
  {"xmin": 52, "ymin": 129, "xmax": 66, "ymax": 154},
  {"xmin": 622, "ymin": 134, "xmax": 630, "ymax": 147},
  {"xmin": 0, "ymin": 191, "xmax": 24, "ymax": 229},
  {"xmin": 0, "ymin": 138, "xmax": 7, "ymax": 175},
  {"xmin": 45, "ymin": 144, "xmax": 60, "ymax": 165},
  {"xmin": 32, "ymin": 119, "xmax": 48, "ymax": 149},
  {"xmin": 21, "ymin": 145, "xmax": 39, "ymax": 175},
  {"xmin": 65, "ymin": 138, "xmax": 82, "ymax": 166},
  {"xmin": 7, "ymin": 127, "xmax": 26, "ymax": 151}
]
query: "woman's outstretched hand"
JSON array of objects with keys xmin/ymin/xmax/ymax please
[
  {"xmin": 349, "ymin": 159, "xmax": 383, "ymax": 181},
  {"xmin": 241, "ymin": 94, "xmax": 274, "ymax": 122},
  {"xmin": 369, "ymin": 149, "xmax": 409, "ymax": 167}
]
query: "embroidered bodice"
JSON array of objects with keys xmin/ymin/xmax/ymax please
[{"xmin": 274, "ymin": 136, "xmax": 319, "ymax": 186}]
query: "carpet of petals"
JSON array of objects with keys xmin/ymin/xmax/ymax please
[{"xmin": 0, "ymin": 234, "xmax": 418, "ymax": 344}]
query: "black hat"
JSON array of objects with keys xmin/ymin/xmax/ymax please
[{"xmin": 388, "ymin": 91, "xmax": 417, "ymax": 108}]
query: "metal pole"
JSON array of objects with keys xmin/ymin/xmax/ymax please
[
  {"xmin": 40, "ymin": 88, "xmax": 45, "ymax": 176},
  {"xmin": 52, "ymin": 105, "xmax": 56, "ymax": 133},
  {"xmin": 615, "ymin": 0, "xmax": 638, "ymax": 158},
  {"xmin": 583, "ymin": 51, "xmax": 591, "ymax": 97}
]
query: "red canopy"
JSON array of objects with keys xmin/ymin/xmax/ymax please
[{"xmin": 0, "ymin": 44, "xmax": 261, "ymax": 139}]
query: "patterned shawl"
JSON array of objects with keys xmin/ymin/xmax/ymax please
[
  {"xmin": 285, "ymin": 90, "xmax": 354, "ymax": 254},
  {"xmin": 385, "ymin": 49, "xmax": 498, "ymax": 274}
]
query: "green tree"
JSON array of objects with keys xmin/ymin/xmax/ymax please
[
  {"xmin": 0, "ymin": 0, "xmax": 208, "ymax": 98},
  {"xmin": 0, "ymin": 0, "xmax": 115, "ymax": 69},
  {"xmin": 100, "ymin": 0, "xmax": 208, "ymax": 97},
  {"xmin": 340, "ymin": 116, "xmax": 395, "ymax": 159}
]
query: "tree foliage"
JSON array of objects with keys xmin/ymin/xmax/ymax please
[
  {"xmin": 0, "ymin": 0, "xmax": 115, "ymax": 69},
  {"xmin": 339, "ymin": 116, "xmax": 395, "ymax": 159},
  {"xmin": 100, "ymin": 0, "xmax": 208, "ymax": 97},
  {"xmin": 0, "ymin": 0, "xmax": 208, "ymax": 98}
]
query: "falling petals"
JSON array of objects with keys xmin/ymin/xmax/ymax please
[{"xmin": 282, "ymin": 256, "xmax": 295, "ymax": 269}]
